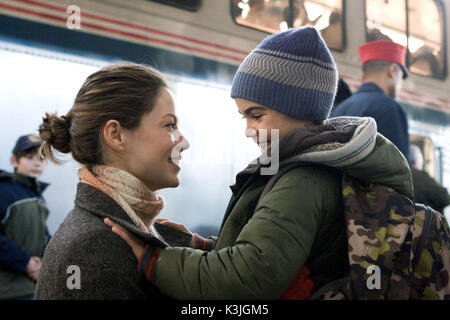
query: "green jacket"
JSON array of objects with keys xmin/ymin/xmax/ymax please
[
  {"xmin": 411, "ymin": 167, "xmax": 450, "ymax": 213},
  {"xmin": 154, "ymin": 117, "xmax": 413, "ymax": 299}
]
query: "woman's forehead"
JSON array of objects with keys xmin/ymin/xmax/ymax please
[{"xmin": 152, "ymin": 88, "xmax": 176, "ymax": 115}]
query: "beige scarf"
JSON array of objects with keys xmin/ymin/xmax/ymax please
[{"xmin": 78, "ymin": 165, "xmax": 164, "ymax": 235}]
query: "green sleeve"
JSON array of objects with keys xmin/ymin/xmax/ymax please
[
  {"xmin": 155, "ymin": 168, "xmax": 326, "ymax": 299},
  {"xmin": 422, "ymin": 173, "xmax": 450, "ymax": 210}
]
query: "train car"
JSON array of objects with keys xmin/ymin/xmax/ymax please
[{"xmin": 0, "ymin": 0, "xmax": 449, "ymax": 233}]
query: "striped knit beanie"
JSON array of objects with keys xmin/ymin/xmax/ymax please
[{"xmin": 231, "ymin": 27, "xmax": 338, "ymax": 122}]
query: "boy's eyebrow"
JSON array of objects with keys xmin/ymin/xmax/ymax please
[{"xmin": 240, "ymin": 106, "xmax": 267, "ymax": 115}]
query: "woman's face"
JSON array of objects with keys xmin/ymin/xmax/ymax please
[
  {"xmin": 121, "ymin": 88, "xmax": 189, "ymax": 191},
  {"xmin": 235, "ymin": 98, "xmax": 311, "ymax": 152}
]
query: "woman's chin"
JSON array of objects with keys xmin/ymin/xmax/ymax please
[
  {"xmin": 157, "ymin": 177, "xmax": 180, "ymax": 190},
  {"xmin": 168, "ymin": 178, "xmax": 180, "ymax": 188}
]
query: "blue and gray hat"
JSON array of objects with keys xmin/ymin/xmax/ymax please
[{"xmin": 231, "ymin": 27, "xmax": 338, "ymax": 122}]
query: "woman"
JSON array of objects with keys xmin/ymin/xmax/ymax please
[
  {"xmin": 35, "ymin": 63, "xmax": 191, "ymax": 299},
  {"xmin": 104, "ymin": 27, "xmax": 413, "ymax": 299}
]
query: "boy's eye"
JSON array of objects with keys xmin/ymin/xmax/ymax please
[{"xmin": 241, "ymin": 114, "xmax": 263, "ymax": 120}]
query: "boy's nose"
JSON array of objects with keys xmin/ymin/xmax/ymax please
[{"xmin": 245, "ymin": 120, "xmax": 256, "ymax": 138}]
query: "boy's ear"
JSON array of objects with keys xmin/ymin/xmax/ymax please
[{"xmin": 10, "ymin": 155, "xmax": 19, "ymax": 169}]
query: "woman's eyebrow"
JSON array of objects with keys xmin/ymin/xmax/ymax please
[
  {"xmin": 241, "ymin": 106, "xmax": 266, "ymax": 115},
  {"xmin": 162, "ymin": 113, "xmax": 178, "ymax": 123}
]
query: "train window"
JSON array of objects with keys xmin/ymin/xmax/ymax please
[
  {"xmin": 232, "ymin": 0, "xmax": 290, "ymax": 34},
  {"xmin": 292, "ymin": 0, "xmax": 344, "ymax": 50},
  {"xmin": 148, "ymin": 0, "xmax": 202, "ymax": 11},
  {"xmin": 365, "ymin": 0, "xmax": 407, "ymax": 45},
  {"xmin": 407, "ymin": 0, "xmax": 446, "ymax": 79},
  {"xmin": 365, "ymin": 0, "xmax": 447, "ymax": 79},
  {"xmin": 231, "ymin": 0, "xmax": 345, "ymax": 50}
]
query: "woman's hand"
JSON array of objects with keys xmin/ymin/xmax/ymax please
[{"xmin": 104, "ymin": 218, "xmax": 145, "ymax": 260}]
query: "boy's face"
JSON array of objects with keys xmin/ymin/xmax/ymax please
[
  {"xmin": 10, "ymin": 151, "xmax": 48, "ymax": 178},
  {"xmin": 235, "ymin": 98, "xmax": 314, "ymax": 152}
]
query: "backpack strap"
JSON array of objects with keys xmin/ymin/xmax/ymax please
[{"xmin": 412, "ymin": 203, "xmax": 434, "ymax": 268}]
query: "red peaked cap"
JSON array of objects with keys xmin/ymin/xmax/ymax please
[{"xmin": 359, "ymin": 40, "xmax": 408, "ymax": 79}]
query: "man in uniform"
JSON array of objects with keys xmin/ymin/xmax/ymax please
[{"xmin": 331, "ymin": 40, "xmax": 410, "ymax": 161}]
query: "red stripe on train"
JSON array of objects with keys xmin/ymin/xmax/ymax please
[{"xmin": 13, "ymin": 0, "xmax": 250, "ymax": 56}]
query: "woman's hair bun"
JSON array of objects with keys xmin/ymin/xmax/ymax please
[{"xmin": 38, "ymin": 112, "xmax": 72, "ymax": 163}]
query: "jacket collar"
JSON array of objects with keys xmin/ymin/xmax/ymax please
[
  {"xmin": 0, "ymin": 170, "xmax": 49, "ymax": 195},
  {"xmin": 356, "ymin": 82, "xmax": 386, "ymax": 95},
  {"xmin": 74, "ymin": 182, "xmax": 180, "ymax": 247}
]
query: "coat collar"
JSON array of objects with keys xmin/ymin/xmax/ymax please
[
  {"xmin": 74, "ymin": 182, "xmax": 191, "ymax": 247},
  {"xmin": 0, "ymin": 170, "xmax": 49, "ymax": 195}
]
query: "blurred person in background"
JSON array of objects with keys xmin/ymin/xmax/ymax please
[
  {"xmin": 0, "ymin": 134, "xmax": 50, "ymax": 300},
  {"xmin": 332, "ymin": 77, "xmax": 352, "ymax": 109},
  {"xmin": 331, "ymin": 40, "xmax": 410, "ymax": 162},
  {"xmin": 410, "ymin": 144, "xmax": 450, "ymax": 213}
]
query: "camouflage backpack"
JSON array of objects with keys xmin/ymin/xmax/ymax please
[{"xmin": 259, "ymin": 163, "xmax": 450, "ymax": 300}]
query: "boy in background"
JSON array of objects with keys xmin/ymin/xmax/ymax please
[{"xmin": 0, "ymin": 134, "xmax": 51, "ymax": 300}]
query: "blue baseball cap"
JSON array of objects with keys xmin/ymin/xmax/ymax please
[{"xmin": 12, "ymin": 134, "xmax": 43, "ymax": 156}]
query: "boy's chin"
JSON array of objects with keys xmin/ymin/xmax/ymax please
[{"xmin": 23, "ymin": 172, "xmax": 42, "ymax": 178}]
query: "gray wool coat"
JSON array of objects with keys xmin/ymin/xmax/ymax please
[{"xmin": 35, "ymin": 183, "xmax": 192, "ymax": 300}]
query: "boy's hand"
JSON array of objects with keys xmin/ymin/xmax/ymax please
[
  {"xmin": 155, "ymin": 218, "xmax": 196, "ymax": 247},
  {"xmin": 104, "ymin": 218, "xmax": 145, "ymax": 260},
  {"xmin": 26, "ymin": 256, "xmax": 42, "ymax": 281},
  {"xmin": 155, "ymin": 218, "xmax": 192, "ymax": 234}
]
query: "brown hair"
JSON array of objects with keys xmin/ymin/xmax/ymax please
[{"xmin": 38, "ymin": 63, "xmax": 167, "ymax": 166}]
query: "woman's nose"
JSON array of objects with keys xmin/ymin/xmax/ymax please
[{"xmin": 178, "ymin": 134, "xmax": 190, "ymax": 152}]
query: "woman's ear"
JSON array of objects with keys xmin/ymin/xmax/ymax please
[{"xmin": 103, "ymin": 120, "xmax": 126, "ymax": 152}]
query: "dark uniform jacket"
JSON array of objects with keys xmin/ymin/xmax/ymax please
[
  {"xmin": 35, "ymin": 183, "xmax": 192, "ymax": 300},
  {"xmin": 0, "ymin": 170, "xmax": 50, "ymax": 299},
  {"xmin": 331, "ymin": 82, "xmax": 410, "ymax": 162}
]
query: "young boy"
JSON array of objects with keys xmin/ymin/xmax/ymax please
[{"xmin": 0, "ymin": 134, "xmax": 51, "ymax": 300}]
